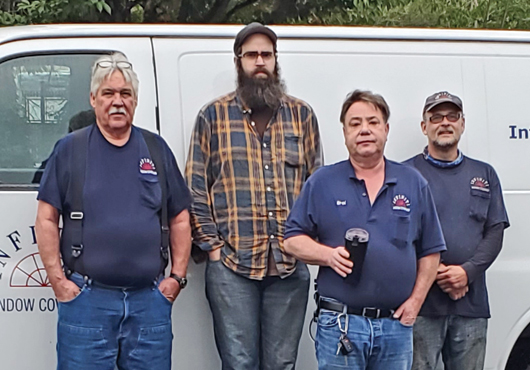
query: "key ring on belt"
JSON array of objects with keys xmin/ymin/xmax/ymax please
[{"xmin": 337, "ymin": 305, "xmax": 349, "ymax": 335}]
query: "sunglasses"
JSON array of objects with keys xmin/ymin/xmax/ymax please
[{"xmin": 96, "ymin": 61, "xmax": 132, "ymax": 69}]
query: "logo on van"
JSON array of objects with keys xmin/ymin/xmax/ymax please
[
  {"xmin": 10, "ymin": 252, "xmax": 51, "ymax": 288},
  {"xmin": 139, "ymin": 158, "xmax": 157, "ymax": 175},
  {"xmin": 470, "ymin": 177, "xmax": 490, "ymax": 192},
  {"xmin": 1, "ymin": 226, "xmax": 58, "ymax": 314},
  {"xmin": 392, "ymin": 194, "xmax": 411, "ymax": 212}
]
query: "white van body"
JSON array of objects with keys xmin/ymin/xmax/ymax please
[{"xmin": 0, "ymin": 24, "xmax": 528, "ymax": 370}]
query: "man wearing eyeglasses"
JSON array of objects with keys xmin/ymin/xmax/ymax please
[
  {"xmin": 405, "ymin": 91, "xmax": 509, "ymax": 370},
  {"xmin": 36, "ymin": 52, "xmax": 192, "ymax": 370},
  {"xmin": 185, "ymin": 23, "xmax": 322, "ymax": 369}
]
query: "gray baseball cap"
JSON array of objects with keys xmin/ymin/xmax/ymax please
[
  {"xmin": 423, "ymin": 91, "xmax": 463, "ymax": 113},
  {"xmin": 233, "ymin": 22, "xmax": 277, "ymax": 55}
]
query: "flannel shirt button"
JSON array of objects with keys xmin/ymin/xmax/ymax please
[
  {"xmin": 251, "ymin": 121, "xmax": 255, "ymax": 126},
  {"xmin": 265, "ymin": 165, "xmax": 269, "ymax": 170},
  {"xmin": 267, "ymin": 186, "xmax": 272, "ymax": 192},
  {"xmin": 270, "ymin": 235, "xmax": 275, "ymax": 239},
  {"xmin": 263, "ymin": 143, "xmax": 267, "ymax": 148},
  {"xmin": 268, "ymin": 212, "xmax": 273, "ymax": 217}
]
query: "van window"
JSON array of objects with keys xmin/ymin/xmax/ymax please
[{"xmin": 0, "ymin": 54, "xmax": 101, "ymax": 187}]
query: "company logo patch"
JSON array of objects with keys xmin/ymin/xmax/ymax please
[
  {"xmin": 392, "ymin": 194, "xmax": 411, "ymax": 212},
  {"xmin": 139, "ymin": 158, "xmax": 157, "ymax": 175},
  {"xmin": 470, "ymin": 177, "xmax": 490, "ymax": 192},
  {"xmin": 434, "ymin": 91, "xmax": 453, "ymax": 101},
  {"xmin": 336, "ymin": 200, "xmax": 347, "ymax": 206}
]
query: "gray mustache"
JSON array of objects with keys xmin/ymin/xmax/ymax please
[{"xmin": 109, "ymin": 107, "xmax": 126, "ymax": 115}]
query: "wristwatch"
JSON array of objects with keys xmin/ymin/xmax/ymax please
[{"xmin": 169, "ymin": 273, "xmax": 187, "ymax": 289}]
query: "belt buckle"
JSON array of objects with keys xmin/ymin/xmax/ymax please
[{"xmin": 362, "ymin": 307, "xmax": 380, "ymax": 319}]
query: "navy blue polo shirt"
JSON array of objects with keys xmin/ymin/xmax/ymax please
[
  {"xmin": 38, "ymin": 124, "xmax": 192, "ymax": 287},
  {"xmin": 285, "ymin": 159, "xmax": 446, "ymax": 310}
]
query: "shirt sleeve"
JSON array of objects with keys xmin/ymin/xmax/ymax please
[
  {"xmin": 416, "ymin": 183, "xmax": 447, "ymax": 258},
  {"xmin": 302, "ymin": 105, "xmax": 324, "ymax": 178},
  {"xmin": 185, "ymin": 110, "xmax": 225, "ymax": 252},
  {"xmin": 485, "ymin": 166, "xmax": 510, "ymax": 229},
  {"xmin": 37, "ymin": 139, "xmax": 67, "ymax": 212},
  {"xmin": 461, "ymin": 223, "xmax": 504, "ymax": 283},
  {"xmin": 285, "ymin": 176, "xmax": 319, "ymax": 240},
  {"xmin": 461, "ymin": 166, "xmax": 509, "ymax": 282},
  {"xmin": 161, "ymin": 138, "xmax": 192, "ymax": 219}
]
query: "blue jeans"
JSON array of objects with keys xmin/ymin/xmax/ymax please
[
  {"xmin": 412, "ymin": 315, "xmax": 488, "ymax": 370},
  {"xmin": 56, "ymin": 273, "xmax": 173, "ymax": 370},
  {"xmin": 315, "ymin": 309, "xmax": 413, "ymax": 370},
  {"xmin": 205, "ymin": 260, "xmax": 310, "ymax": 370}
]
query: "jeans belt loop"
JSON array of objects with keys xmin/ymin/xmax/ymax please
[{"xmin": 362, "ymin": 307, "xmax": 381, "ymax": 319}]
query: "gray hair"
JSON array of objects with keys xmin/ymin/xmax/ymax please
[{"xmin": 90, "ymin": 52, "xmax": 139, "ymax": 98}]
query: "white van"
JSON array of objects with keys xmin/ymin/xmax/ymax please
[{"xmin": 0, "ymin": 24, "xmax": 528, "ymax": 370}]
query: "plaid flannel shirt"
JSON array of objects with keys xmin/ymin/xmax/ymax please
[{"xmin": 185, "ymin": 92, "xmax": 322, "ymax": 279}]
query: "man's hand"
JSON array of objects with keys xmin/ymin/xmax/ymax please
[
  {"xmin": 448, "ymin": 286, "xmax": 469, "ymax": 301},
  {"xmin": 158, "ymin": 277, "xmax": 181, "ymax": 303},
  {"xmin": 393, "ymin": 296, "xmax": 422, "ymax": 326},
  {"xmin": 437, "ymin": 264, "xmax": 468, "ymax": 291},
  {"xmin": 54, "ymin": 279, "xmax": 81, "ymax": 303},
  {"xmin": 209, "ymin": 248, "xmax": 221, "ymax": 261},
  {"xmin": 326, "ymin": 247, "xmax": 353, "ymax": 277}
]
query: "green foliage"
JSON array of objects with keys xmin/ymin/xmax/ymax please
[
  {"xmin": 298, "ymin": 0, "xmax": 530, "ymax": 29},
  {"xmin": 0, "ymin": 0, "xmax": 112, "ymax": 25},
  {"xmin": 1, "ymin": 0, "xmax": 530, "ymax": 30}
]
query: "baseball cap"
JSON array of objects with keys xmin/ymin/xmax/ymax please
[
  {"xmin": 423, "ymin": 91, "xmax": 463, "ymax": 113},
  {"xmin": 233, "ymin": 22, "xmax": 277, "ymax": 55}
]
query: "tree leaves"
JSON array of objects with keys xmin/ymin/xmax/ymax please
[{"xmin": 1, "ymin": 0, "xmax": 529, "ymax": 29}]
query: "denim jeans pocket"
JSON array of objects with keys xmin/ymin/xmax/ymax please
[
  {"xmin": 58, "ymin": 285, "xmax": 87, "ymax": 305},
  {"xmin": 58, "ymin": 321, "xmax": 105, "ymax": 340},
  {"xmin": 155, "ymin": 286, "xmax": 174, "ymax": 306},
  {"xmin": 396, "ymin": 319, "xmax": 414, "ymax": 329},
  {"xmin": 318, "ymin": 309, "xmax": 340, "ymax": 328}
]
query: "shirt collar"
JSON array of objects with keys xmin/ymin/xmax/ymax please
[
  {"xmin": 347, "ymin": 157, "xmax": 398, "ymax": 186},
  {"xmin": 422, "ymin": 146, "xmax": 463, "ymax": 168},
  {"xmin": 234, "ymin": 93, "xmax": 285, "ymax": 114}
]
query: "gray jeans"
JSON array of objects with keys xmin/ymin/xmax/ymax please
[
  {"xmin": 412, "ymin": 315, "xmax": 488, "ymax": 370},
  {"xmin": 205, "ymin": 260, "xmax": 310, "ymax": 370}
]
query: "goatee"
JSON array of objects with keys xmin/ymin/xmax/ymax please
[{"xmin": 237, "ymin": 68, "xmax": 285, "ymax": 110}]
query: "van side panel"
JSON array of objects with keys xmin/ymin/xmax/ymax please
[
  {"xmin": 0, "ymin": 37, "xmax": 155, "ymax": 369},
  {"xmin": 0, "ymin": 28, "xmax": 528, "ymax": 370}
]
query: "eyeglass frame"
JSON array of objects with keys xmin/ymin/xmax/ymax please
[
  {"xmin": 428, "ymin": 112, "xmax": 463, "ymax": 124},
  {"xmin": 237, "ymin": 51, "xmax": 277, "ymax": 61}
]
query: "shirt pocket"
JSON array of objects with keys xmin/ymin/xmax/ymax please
[
  {"xmin": 392, "ymin": 213, "xmax": 411, "ymax": 249},
  {"xmin": 284, "ymin": 135, "xmax": 303, "ymax": 167},
  {"xmin": 469, "ymin": 189, "xmax": 490, "ymax": 222},
  {"xmin": 139, "ymin": 175, "xmax": 162, "ymax": 209}
]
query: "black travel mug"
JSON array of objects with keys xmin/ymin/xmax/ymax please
[{"xmin": 344, "ymin": 228, "xmax": 369, "ymax": 285}]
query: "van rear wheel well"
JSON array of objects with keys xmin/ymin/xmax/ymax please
[{"xmin": 505, "ymin": 325, "xmax": 530, "ymax": 370}]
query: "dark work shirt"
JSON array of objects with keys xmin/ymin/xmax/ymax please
[
  {"xmin": 38, "ymin": 125, "xmax": 192, "ymax": 287},
  {"xmin": 250, "ymin": 106, "xmax": 273, "ymax": 138},
  {"xmin": 285, "ymin": 159, "xmax": 446, "ymax": 310},
  {"xmin": 405, "ymin": 154, "xmax": 509, "ymax": 318}
]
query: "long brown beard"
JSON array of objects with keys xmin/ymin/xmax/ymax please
[{"xmin": 236, "ymin": 65, "xmax": 286, "ymax": 110}]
